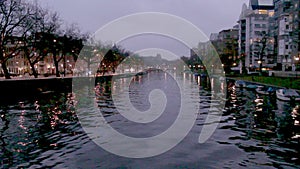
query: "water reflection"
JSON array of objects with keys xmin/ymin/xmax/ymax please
[
  {"xmin": 225, "ymin": 82, "xmax": 300, "ymax": 167},
  {"xmin": 0, "ymin": 92, "xmax": 85, "ymax": 168},
  {"xmin": 0, "ymin": 74, "xmax": 300, "ymax": 168}
]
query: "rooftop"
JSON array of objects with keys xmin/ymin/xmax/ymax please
[{"xmin": 250, "ymin": 0, "xmax": 274, "ymax": 10}]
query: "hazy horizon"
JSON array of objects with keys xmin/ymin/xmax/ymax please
[{"xmin": 39, "ymin": 0, "xmax": 248, "ymax": 57}]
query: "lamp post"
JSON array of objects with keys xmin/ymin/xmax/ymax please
[
  {"xmin": 294, "ymin": 56, "xmax": 299, "ymax": 78},
  {"xmin": 258, "ymin": 35, "xmax": 267, "ymax": 74},
  {"xmin": 258, "ymin": 60, "xmax": 262, "ymax": 68},
  {"xmin": 257, "ymin": 60, "xmax": 262, "ymax": 65}
]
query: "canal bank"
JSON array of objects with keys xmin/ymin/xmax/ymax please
[
  {"xmin": 0, "ymin": 75, "xmax": 117, "ymax": 102},
  {"xmin": 227, "ymin": 75, "xmax": 300, "ymax": 91}
]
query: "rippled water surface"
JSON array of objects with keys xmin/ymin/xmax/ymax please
[{"xmin": 1, "ymin": 72, "xmax": 300, "ymax": 168}]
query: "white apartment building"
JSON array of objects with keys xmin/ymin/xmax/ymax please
[
  {"xmin": 238, "ymin": 0, "xmax": 275, "ymax": 72},
  {"xmin": 278, "ymin": 14, "xmax": 293, "ymax": 69},
  {"xmin": 274, "ymin": 0, "xmax": 300, "ymax": 71}
]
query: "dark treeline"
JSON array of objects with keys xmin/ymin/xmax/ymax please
[
  {"xmin": 0, "ymin": 0, "xmax": 138, "ymax": 79},
  {"xmin": 0, "ymin": 0, "xmax": 87, "ymax": 79}
]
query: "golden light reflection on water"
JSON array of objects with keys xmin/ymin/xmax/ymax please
[
  {"xmin": 292, "ymin": 105, "xmax": 300, "ymax": 127},
  {"xmin": 18, "ymin": 111, "xmax": 27, "ymax": 131},
  {"xmin": 2, "ymin": 77, "xmax": 300, "ymax": 168}
]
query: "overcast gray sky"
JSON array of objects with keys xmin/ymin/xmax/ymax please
[{"xmin": 40, "ymin": 0, "xmax": 248, "ymax": 58}]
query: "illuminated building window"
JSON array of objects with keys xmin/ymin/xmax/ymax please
[{"xmin": 259, "ymin": 10, "xmax": 268, "ymax": 14}]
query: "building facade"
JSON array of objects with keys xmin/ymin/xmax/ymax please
[
  {"xmin": 238, "ymin": 0, "xmax": 275, "ymax": 72},
  {"xmin": 211, "ymin": 28, "xmax": 239, "ymax": 73},
  {"xmin": 274, "ymin": 0, "xmax": 300, "ymax": 71},
  {"xmin": 1, "ymin": 35, "xmax": 77, "ymax": 77}
]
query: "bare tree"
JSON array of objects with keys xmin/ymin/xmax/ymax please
[
  {"xmin": 258, "ymin": 35, "xmax": 267, "ymax": 73},
  {"xmin": 0, "ymin": 0, "xmax": 34, "ymax": 79},
  {"xmin": 21, "ymin": 8, "xmax": 63, "ymax": 78},
  {"xmin": 59, "ymin": 24, "xmax": 85, "ymax": 76},
  {"xmin": 48, "ymin": 21, "xmax": 86, "ymax": 77},
  {"xmin": 22, "ymin": 3, "xmax": 56, "ymax": 78},
  {"xmin": 99, "ymin": 45, "xmax": 130, "ymax": 75},
  {"xmin": 78, "ymin": 41, "xmax": 109, "ymax": 77}
]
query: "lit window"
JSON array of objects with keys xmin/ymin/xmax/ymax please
[{"xmin": 258, "ymin": 10, "xmax": 267, "ymax": 14}]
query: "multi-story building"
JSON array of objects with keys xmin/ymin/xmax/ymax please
[
  {"xmin": 238, "ymin": 0, "xmax": 275, "ymax": 72},
  {"xmin": 1, "ymin": 36, "xmax": 28, "ymax": 76},
  {"xmin": 274, "ymin": 0, "xmax": 300, "ymax": 71},
  {"xmin": 211, "ymin": 28, "xmax": 239, "ymax": 73},
  {"xmin": 2, "ymin": 35, "xmax": 77, "ymax": 77}
]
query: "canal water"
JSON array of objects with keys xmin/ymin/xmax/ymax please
[{"xmin": 0, "ymin": 72, "xmax": 300, "ymax": 168}]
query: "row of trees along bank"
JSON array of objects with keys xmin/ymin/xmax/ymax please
[
  {"xmin": 0, "ymin": 0, "xmax": 87, "ymax": 79},
  {"xmin": 0, "ymin": 0, "xmax": 154, "ymax": 79}
]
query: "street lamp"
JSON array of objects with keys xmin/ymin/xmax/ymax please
[
  {"xmin": 294, "ymin": 55, "xmax": 300, "ymax": 74},
  {"xmin": 294, "ymin": 57, "xmax": 299, "ymax": 61},
  {"xmin": 258, "ymin": 60, "xmax": 262, "ymax": 73}
]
